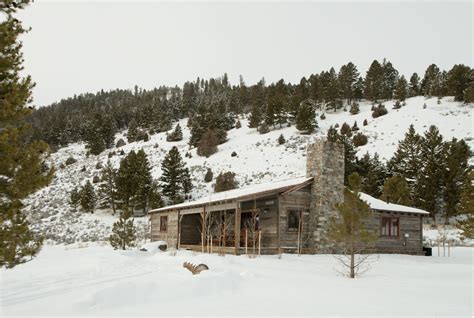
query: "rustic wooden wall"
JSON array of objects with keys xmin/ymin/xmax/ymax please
[{"xmin": 150, "ymin": 211, "xmax": 179, "ymax": 248}]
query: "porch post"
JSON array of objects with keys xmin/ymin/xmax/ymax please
[{"xmin": 234, "ymin": 202, "xmax": 241, "ymax": 255}]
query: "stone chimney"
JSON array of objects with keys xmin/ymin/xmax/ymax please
[{"xmin": 306, "ymin": 139, "xmax": 344, "ymax": 253}]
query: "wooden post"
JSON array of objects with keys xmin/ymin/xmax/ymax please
[
  {"xmin": 234, "ymin": 203, "xmax": 241, "ymax": 255},
  {"xmin": 448, "ymin": 241, "xmax": 451, "ymax": 257},
  {"xmin": 177, "ymin": 213, "xmax": 183, "ymax": 251},
  {"xmin": 258, "ymin": 230, "xmax": 262, "ymax": 256},
  {"xmin": 245, "ymin": 228, "xmax": 248, "ymax": 256}
]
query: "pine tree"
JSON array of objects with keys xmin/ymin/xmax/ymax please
[
  {"xmin": 80, "ymin": 181, "xmax": 97, "ymax": 213},
  {"xmin": 295, "ymin": 101, "xmax": 317, "ymax": 134},
  {"xmin": 442, "ymin": 138, "xmax": 470, "ymax": 223},
  {"xmin": 109, "ymin": 207, "xmax": 136, "ymax": 250},
  {"xmin": 338, "ymin": 62, "xmax": 359, "ymax": 104},
  {"xmin": 364, "ymin": 60, "xmax": 383, "ymax": 102},
  {"xmin": 148, "ymin": 181, "xmax": 164, "ymax": 210},
  {"xmin": 421, "ymin": 64, "xmax": 441, "ymax": 97},
  {"xmin": 98, "ymin": 160, "xmax": 117, "ymax": 214},
  {"xmin": 380, "ymin": 175, "xmax": 412, "ymax": 206},
  {"xmin": 328, "ymin": 172, "xmax": 377, "ymax": 278},
  {"xmin": 457, "ymin": 171, "xmax": 473, "ymax": 239},
  {"xmin": 134, "ymin": 149, "xmax": 153, "ymax": 215},
  {"xmin": 408, "ymin": 73, "xmax": 421, "ymax": 97},
  {"xmin": 415, "ymin": 126, "xmax": 446, "ymax": 218},
  {"xmin": 446, "ymin": 64, "xmax": 472, "ymax": 101},
  {"xmin": 327, "ymin": 128, "xmax": 358, "ymax": 185},
  {"xmin": 349, "ymin": 102, "xmax": 360, "ymax": 115},
  {"xmin": 277, "ymin": 134, "xmax": 286, "ymax": 145},
  {"xmin": 160, "ymin": 146, "xmax": 188, "ymax": 204},
  {"xmin": 115, "ymin": 150, "xmax": 138, "ymax": 209},
  {"xmin": 69, "ymin": 187, "xmax": 81, "ymax": 211},
  {"xmin": 357, "ymin": 153, "xmax": 387, "ymax": 197},
  {"xmin": 381, "ymin": 59, "xmax": 399, "ymax": 100},
  {"xmin": 387, "ymin": 125, "xmax": 422, "ymax": 196},
  {"xmin": 204, "ymin": 168, "xmax": 213, "ymax": 183},
  {"xmin": 394, "ymin": 75, "xmax": 408, "ymax": 101},
  {"xmin": 127, "ymin": 118, "xmax": 139, "ymax": 143},
  {"xmin": 0, "ymin": 1, "xmax": 54, "ymax": 268}
]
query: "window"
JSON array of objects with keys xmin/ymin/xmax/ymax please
[
  {"xmin": 287, "ymin": 210, "xmax": 300, "ymax": 231},
  {"xmin": 160, "ymin": 216, "xmax": 168, "ymax": 232},
  {"xmin": 381, "ymin": 217, "xmax": 399, "ymax": 237}
]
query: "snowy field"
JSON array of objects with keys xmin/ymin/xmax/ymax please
[{"xmin": 1, "ymin": 244, "xmax": 472, "ymax": 317}]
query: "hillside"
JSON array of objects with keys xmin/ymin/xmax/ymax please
[{"xmin": 23, "ymin": 96, "xmax": 473, "ymax": 244}]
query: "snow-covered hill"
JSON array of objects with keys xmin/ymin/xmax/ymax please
[{"xmin": 24, "ymin": 96, "xmax": 473, "ymax": 244}]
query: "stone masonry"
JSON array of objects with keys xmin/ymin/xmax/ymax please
[{"xmin": 306, "ymin": 139, "xmax": 344, "ymax": 253}]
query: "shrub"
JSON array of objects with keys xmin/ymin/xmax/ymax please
[
  {"xmin": 204, "ymin": 168, "xmax": 213, "ymax": 183},
  {"xmin": 119, "ymin": 149, "xmax": 125, "ymax": 155},
  {"xmin": 65, "ymin": 156, "xmax": 77, "ymax": 166},
  {"xmin": 423, "ymin": 103, "xmax": 427, "ymax": 109},
  {"xmin": 393, "ymin": 100, "xmax": 401, "ymax": 109},
  {"xmin": 166, "ymin": 123, "xmax": 183, "ymax": 142},
  {"xmin": 277, "ymin": 134, "xmax": 286, "ymax": 145},
  {"xmin": 80, "ymin": 165, "xmax": 86, "ymax": 172},
  {"xmin": 235, "ymin": 121, "xmax": 242, "ymax": 129},
  {"xmin": 214, "ymin": 171, "xmax": 238, "ymax": 192},
  {"xmin": 334, "ymin": 123, "xmax": 339, "ymax": 128},
  {"xmin": 259, "ymin": 123, "xmax": 270, "ymax": 134},
  {"xmin": 92, "ymin": 175, "xmax": 100, "ymax": 184},
  {"xmin": 363, "ymin": 119, "xmax": 368, "ymax": 126},
  {"xmin": 340, "ymin": 122, "xmax": 352, "ymax": 137},
  {"xmin": 349, "ymin": 102, "xmax": 360, "ymax": 115},
  {"xmin": 231, "ymin": 151, "xmax": 237, "ymax": 157},
  {"xmin": 115, "ymin": 138, "xmax": 126, "ymax": 148},
  {"xmin": 372, "ymin": 104, "xmax": 388, "ymax": 118},
  {"xmin": 352, "ymin": 121, "xmax": 359, "ymax": 132},
  {"xmin": 320, "ymin": 113, "xmax": 326, "ymax": 120},
  {"xmin": 353, "ymin": 132, "xmax": 368, "ymax": 147},
  {"xmin": 197, "ymin": 129, "xmax": 219, "ymax": 157},
  {"xmin": 95, "ymin": 161, "xmax": 103, "ymax": 170}
]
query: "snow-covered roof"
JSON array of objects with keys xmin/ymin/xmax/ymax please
[
  {"xmin": 150, "ymin": 176, "xmax": 313, "ymax": 213},
  {"xmin": 150, "ymin": 176, "xmax": 430, "ymax": 215},
  {"xmin": 359, "ymin": 192, "xmax": 429, "ymax": 215}
]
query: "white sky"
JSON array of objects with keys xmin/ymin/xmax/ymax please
[{"xmin": 17, "ymin": 1, "xmax": 473, "ymax": 107}]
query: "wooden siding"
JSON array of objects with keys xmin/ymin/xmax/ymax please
[
  {"xmin": 366, "ymin": 211, "xmax": 423, "ymax": 254},
  {"xmin": 150, "ymin": 210, "xmax": 179, "ymax": 248},
  {"xmin": 279, "ymin": 189, "xmax": 311, "ymax": 251}
]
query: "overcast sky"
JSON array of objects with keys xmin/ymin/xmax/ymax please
[{"xmin": 18, "ymin": 1, "xmax": 472, "ymax": 107}]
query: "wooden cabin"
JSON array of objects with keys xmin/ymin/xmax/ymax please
[{"xmin": 149, "ymin": 140, "xmax": 429, "ymax": 255}]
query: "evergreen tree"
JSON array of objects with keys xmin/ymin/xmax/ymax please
[
  {"xmin": 408, "ymin": 73, "xmax": 421, "ymax": 97},
  {"xmin": 364, "ymin": 60, "xmax": 384, "ymax": 102},
  {"xmin": 394, "ymin": 75, "xmax": 408, "ymax": 101},
  {"xmin": 69, "ymin": 187, "xmax": 81, "ymax": 211},
  {"xmin": 380, "ymin": 175, "xmax": 412, "ymax": 206},
  {"xmin": 338, "ymin": 62, "xmax": 359, "ymax": 104},
  {"xmin": 295, "ymin": 101, "xmax": 317, "ymax": 134},
  {"xmin": 446, "ymin": 64, "xmax": 472, "ymax": 101},
  {"xmin": 182, "ymin": 168, "xmax": 193, "ymax": 195},
  {"xmin": 109, "ymin": 207, "xmax": 136, "ymax": 250},
  {"xmin": 381, "ymin": 59, "xmax": 399, "ymax": 100},
  {"xmin": 357, "ymin": 152, "xmax": 387, "ymax": 197},
  {"xmin": 0, "ymin": 0, "xmax": 54, "ymax": 268},
  {"xmin": 387, "ymin": 125, "xmax": 422, "ymax": 196},
  {"xmin": 277, "ymin": 134, "xmax": 286, "ymax": 145},
  {"xmin": 442, "ymin": 138, "xmax": 470, "ymax": 223},
  {"xmin": 457, "ymin": 171, "xmax": 473, "ymax": 240},
  {"xmin": 98, "ymin": 160, "xmax": 117, "ymax": 214},
  {"xmin": 325, "ymin": 67, "xmax": 342, "ymax": 111},
  {"xmin": 415, "ymin": 126, "xmax": 446, "ymax": 218},
  {"xmin": 148, "ymin": 181, "xmax": 164, "ymax": 210},
  {"xmin": 80, "ymin": 181, "xmax": 97, "ymax": 213},
  {"xmin": 464, "ymin": 81, "xmax": 474, "ymax": 103},
  {"xmin": 327, "ymin": 128, "xmax": 358, "ymax": 185},
  {"xmin": 328, "ymin": 172, "xmax": 377, "ymax": 278},
  {"xmin": 134, "ymin": 149, "xmax": 153, "ymax": 215},
  {"xmin": 127, "ymin": 118, "xmax": 139, "ymax": 143},
  {"xmin": 160, "ymin": 146, "xmax": 189, "ymax": 204},
  {"xmin": 421, "ymin": 64, "xmax": 441, "ymax": 97},
  {"xmin": 349, "ymin": 102, "xmax": 360, "ymax": 115},
  {"xmin": 204, "ymin": 168, "xmax": 213, "ymax": 183}
]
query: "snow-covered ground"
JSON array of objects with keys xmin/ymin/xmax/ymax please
[
  {"xmin": 23, "ymin": 96, "xmax": 473, "ymax": 244},
  {"xmin": 1, "ymin": 244, "xmax": 472, "ymax": 317}
]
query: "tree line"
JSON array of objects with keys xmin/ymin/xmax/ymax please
[{"xmin": 28, "ymin": 60, "xmax": 474, "ymax": 155}]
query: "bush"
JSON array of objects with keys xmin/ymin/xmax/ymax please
[
  {"xmin": 231, "ymin": 151, "xmax": 237, "ymax": 157},
  {"xmin": 80, "ymin": 165, "xmax": 86, "ymax": 172},
  {"xmin": 65, "ymin": 156, "xmax": 77, "ymax": 166},
  {"xmin": 372, "ymin": 104, "xmax": 388, "ymax": 118},
  {"xmin": 320, "ymin": 113, "xmax": 326, "ymax": 120},
  {"xmin": 393, "ymin": 100, "xmax": 401, "ymax": 109},
  {"xmin": 214, "ymin": 171, "xmax": 238, "ymax": 192},
  {"xmin": 116, "ymin": 138, "xmax": 126, "ymax": 148},
  {"xmin": 349, "ymin": 102, "xmax": 360, "ymax": 115},
  {"xmin": 259, "ymin": 123, "xmax": 270, "ymax": 134},
  {"xmin": 235, "ymin": 120, "xmax": 242, "ymax": 129},
  {"xmin": 166, "ymin": 123, "xmax": 183, "ymax": 142},
  {"xmin": 119, "ymin": 149, "xmax": 125, "ymax": 155},
  {"xmin": 108, "ymin": 151, "xmax": 116, "ymax": 158},
  {"xmin": 423, "ymin": 103, "xmax": 427, "ymax": 109},
  {"xmin": 353, "ymin": 132, "xmax": 368, "ymax": 147},
  {"xmin": 340, "ymin": 122, "xmax": 352, "ymax": 137},
  {"xmin": 363, "ymin": 119, "xmax": 368, "ymax": 126},
  {"xmin": 352, "ymin": 121, "xmax": 359, "ymax": 131},
  {"xmin": 95, "ymin": 161, "xmax": 103, "ymax": 170},
  {"xmin": 92, "ymin": 175, "xmax": 100, "ymax": 183},
  {"xmin": 277, "ymin": 134, "xmax": 286, "ymax": 145},
  {"xmin": 197, "ymin": 129, "xmax": 219, "ymax": 157},
  {"xmin": 204, "ymin": 168, "xmax": 213, "ymax": 183}
]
